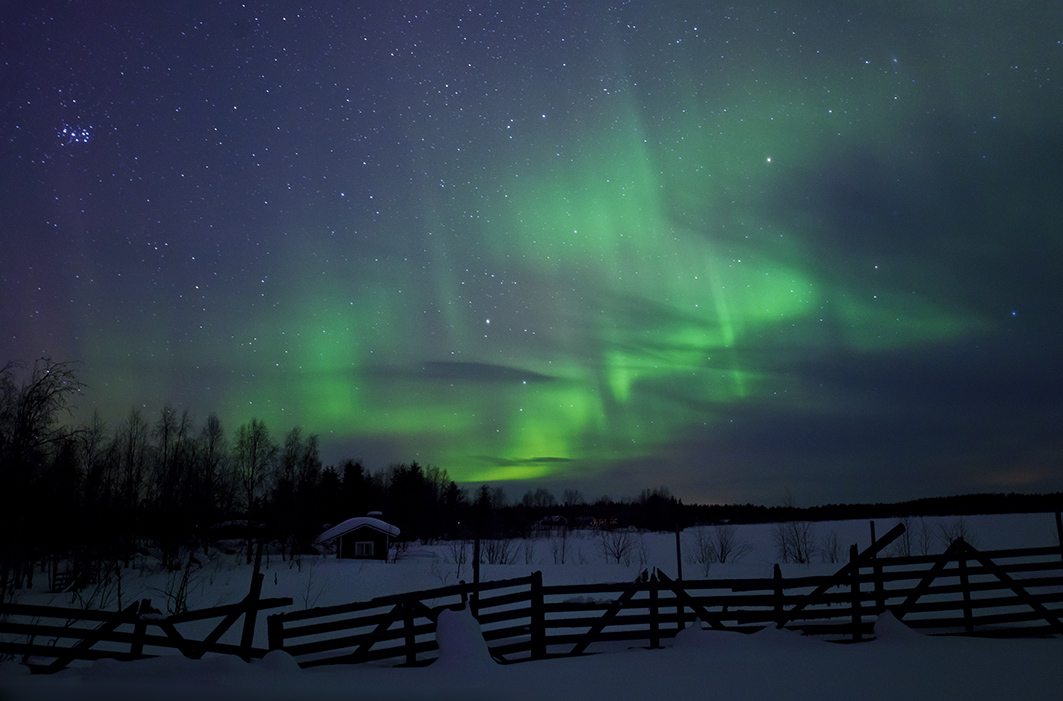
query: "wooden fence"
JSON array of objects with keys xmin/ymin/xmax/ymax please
[
  {"xmin": 0, "ymin": 572, "xmax": 292, "ymax": 673},
  {"xmin": 268, "ymin": 518, "xmax": 1063, "ymax": 667},
  {"xmin": 6, "ymin": 517, "xmax": 1062, "ymax": 673}
]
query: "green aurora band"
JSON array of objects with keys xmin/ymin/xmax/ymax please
[
  {"xmin": 164, "ymin": 89, "xmax": 977, "ymax": 485},
  {"xmin": 52, "ymin": 1, "xmax": 1049, "ymax": 498}
]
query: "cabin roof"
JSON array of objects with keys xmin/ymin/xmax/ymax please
[{"xmin": 315, "ymin": 516, "xmax": 400, "ymax": 544}]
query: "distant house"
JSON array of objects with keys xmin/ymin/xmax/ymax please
[
  {"xmin": 531, "ymin": 514, "xmax": 569, "ymax": 536},
  {"xmin": 314, "ymin": 514, "xmax": 400, "ymax": 560}
]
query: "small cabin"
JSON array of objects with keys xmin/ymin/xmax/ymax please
[
  {"xmin": 314, "ymin": 514, "xmax": 400, "ymax": 560},
  {"xmin": 531, "ymin": 514, "xmax": 569, "ymax": 536}
]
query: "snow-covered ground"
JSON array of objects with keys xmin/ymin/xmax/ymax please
[{"xmin": 3, "ymin": 512, "xmax": 1062, "ymax": 700}]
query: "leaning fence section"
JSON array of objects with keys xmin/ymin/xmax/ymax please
[
  {"xmin": 883, "ymin": 542, "xmax": 1063, "ymax": 638},
  {"xmin": 268, "ymin": 574, "xmax": 540, "ymax": 667},
  {"xmin": 0, "ymin": 572, "xmax": 291, "ymax": 673}
]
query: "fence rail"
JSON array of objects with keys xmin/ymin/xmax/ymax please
[
  {"xmin": 0, "ymin": 572, "xmax": 292, "ymax": 673},
  {"xmin": 267, "ymin": 518, "xmax": 1063, "ymax": 667}
]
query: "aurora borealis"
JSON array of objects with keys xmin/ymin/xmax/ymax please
[{"xmin": 3, "ymin": 1, "xmax": 1062, "ymax": 504}]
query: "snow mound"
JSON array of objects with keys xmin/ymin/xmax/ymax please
[
  {"xmin": 434, "ymin": 607, "xmax": 495, "ymax": 670},
  {"xmin": 751, "ymin": 623, "xmax": 822, "ymax": 647},
  {"xmin": 672, "ymin": 619, "xmax": 821, "ymax": 651},
  {"xmin": 671, "ymin": 619, "xmax": 740, "ymax": 650},
  {"xmin": 671, "ymin": 618, "xmax": 710, "ymax": 648},
  {"xmin": 258, "ymin": 650, "xmax": 302, "ymax": 673},
  {"xmin": 874, "ymin": 610, "xmax": 924, "ymax": 642}
]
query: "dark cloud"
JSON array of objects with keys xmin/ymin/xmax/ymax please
[
  {"xmin": 413, "ymin": 362, "xmax": 556, "ymax": 384},
  {"xmin": 474, "ymin": 455, "xmax": 576, "ymax": 467}
]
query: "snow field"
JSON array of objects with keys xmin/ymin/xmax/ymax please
[{"xmin": 3, "ymin": 511, "xmax": 1062, "ymax": 700}]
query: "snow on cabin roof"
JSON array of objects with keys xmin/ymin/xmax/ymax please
[{"xmin": 315, "ymin": 516, "xmax": 400, "ymax": 544}]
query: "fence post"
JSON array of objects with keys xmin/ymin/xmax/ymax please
[
  {"xmin": 403, "ymin": 600, "xmax": 417, "ymax": 665},
  {"xmin": 773, "ymin": 564, "xmax": 784, "ymax": 628},
  {"xmin": 267, "ymin": 613, "xmax": 283, "ymax": 651},
  {"xmin": 649, "ymin": 571, "xmax": 660, "ymax": 649},
  {"xmin": 472, "ymin": 537, "xmax": 481, "ymax": 617},
  {"xmin": 1055, "ymin": 511, "xmax": 1063, "ymax": 564},
  {"xmin": 870, "ymin": 521, "xmax": 885, "ymax": 613},
  {"xmin": 239, "ymin": 572, "xmax": 264, "ymax": 661},
  {"xmin": 849, "ymin": 544, "xmax": 862, "ymax": 642},
  {"xmin": 130, "ymin": 598, "xmax": 152, "ymax": 657},
  {"xmin": 675, "ymin": 526, "xmax": 685, "ymax": 631},
  {"xmin": 674, "ymin": 525, "xmax": 683, "ymax": 582},
  {"xmin": 530, "ymin": 570, "xmax": 545, "ymax": 659},
  {"xmin": 957, "ymin": 540, "xmax": 974, "ymax": 634}
]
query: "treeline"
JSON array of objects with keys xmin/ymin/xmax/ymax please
[
  {"xmin": 0, "ymin": 359, "xmax": 469, "ymax": 598},
  {"xmin": 0, "ymin": 359, "xmax": 681, "ymax": 599},
  {"xmin": 684, "ymin": 492, "xmax": 1063, "ymax": 527},
  {"xmin": 4, "ymin": 358, "xmax": 1059, "ymax": 601}
]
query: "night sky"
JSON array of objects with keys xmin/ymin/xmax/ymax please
[{"xmin": 3, "ymin": 1, "xmax": 1062, "ymax": 505}]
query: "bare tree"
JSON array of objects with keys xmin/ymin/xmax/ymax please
[
  {"xmin": 687, "ymin": 527, "xmax": 716, "ymax": 577},
  {"xmin": 233, "ymin": 418, "xmax": 277, "ymax": 564},
  {"xmin": 820, "ymin": 529, "xmax": 841, "ymax": 564},
  {"xmin": 774, "ymin": 520, "xmax": 817, "ymax": 564},
  {"xmin": 79, "ymin": 411, "xmax": 119, "ymax": 579},
  {"xmin": 118, "ymin": 407, "xmax": 150, "ymax": 550},
  {"xmin": 299, "ymin": 563, "xmax": 324, "ymax": 609},
  {"xmin": 711, "ymin": 524, "xmax": 753, "ymax": 563},
  {"xmin": 937, "ymin": 518, "xmax": 977, "ymax": 550},
  {"xmin": 0, "ymin": 358, "xmax": 83, "ymax": 597},
  {"xmin": 687, "ymin": 524, "xmax": 754, "ymax": 575},
  {"xmin": 446, "ymin": 538, "xmax": 469, "ymax": 581},
  {"xmin": 274, "ymin": 426, "xmax": 305, "ymax": 560},
  {"xmin": 197, "ymin": 413, "xmax": 230, "ymax": 541},
  {"xmin": 887, "ymin": 517, "xmax": 914, "ymax": 558},
  {"xmin": 598, "ymin": 529, "xmax": 634, "ymax": 565},
  {"xmin": 630, "ymin": 533, "xmax": 649, "ymax": 571},
  {"xmin": 773, "ymin": 491, "xmax": 816, "ymax": 565},
  {"xmin": 521, "ymin": 538, "xmax": 536, "ymax": 565},
  {"xmin": 293, "ymin": 433, "xmax": 322, "ymax": 553},
  {"xmin": 521, "ymin": 487, "xmax": 556, "ymax": 509},
  {"xmin": 151, "ymin": 403, "xmax": 180, "ymax": 504},
  {"xmin": 562, "ymin": 488, "xmax": 585, "ymax": 506},
  {"xmin": 551, "ymin": 526, "xmax": 571, "ymax": 564},
  {"xmin": 480, "ymin": 537, "xmax": 517, "ymax": 565},
  {"xmin": 491, "ymin": 486, "xmax": 508, "ymax": 510},
  {"xmin": 152, "ymin": 551, "xmax": 202, "ymax": 615},
  {"xmin": 916, "ymin": 517, "xmax": 934, "ymax": 556},
  {"xmin": 151, "ymin": 404, "xmax": 196, "ymax": 569},
  {"xmin": 0, "ymin": 358, "xmax": 83, "ymax": 460}
]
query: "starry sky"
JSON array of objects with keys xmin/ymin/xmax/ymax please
[{"xmin": 3, "ymin": 1, "xmax": 1062, "ymax": 506}]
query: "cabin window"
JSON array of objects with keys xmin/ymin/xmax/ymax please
[{"xmin": 355, "ymin": 541, "xmax": 374, "ymax": 557}]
